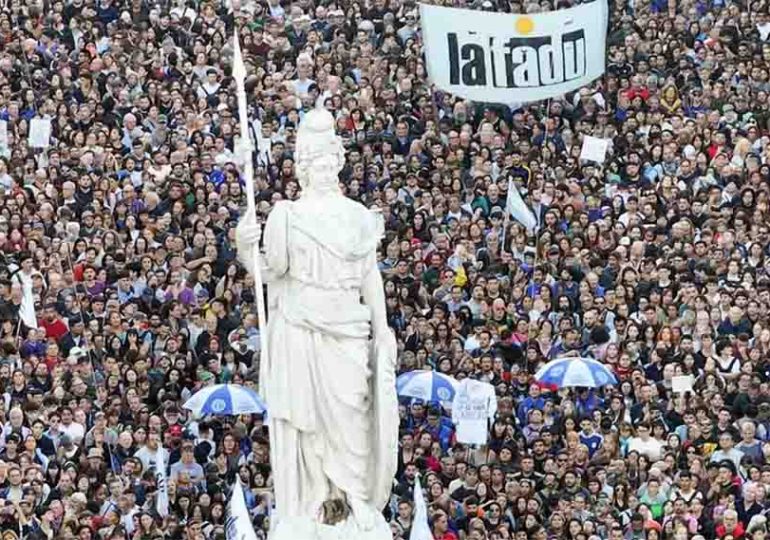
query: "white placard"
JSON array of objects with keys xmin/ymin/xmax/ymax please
[
  {"xmin": 420, "ymin": 1, "xmax": 608, "ymax": 104},
  {"xmin": 672, "ymin": 375, "xmax": 694, "ymax": 393},
  {"xmin": 580, "ymin": 135, "xmax": 610, "ymax": 164},
  {"xmin": 0, "ymin": 120, "xmax": 8, "ymax": 159},
  {"xmin": 28, "ymin": 117, "xmax": 52, "ymax": 148}
]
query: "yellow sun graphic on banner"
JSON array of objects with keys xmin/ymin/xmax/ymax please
[{"xmin": 515, "ymin": 17, "xmax": 535, "ymax": 35}]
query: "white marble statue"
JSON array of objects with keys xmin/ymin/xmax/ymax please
[{"xmin": 235, "ymin": 108, "xmax": 398, "ymax": 540}]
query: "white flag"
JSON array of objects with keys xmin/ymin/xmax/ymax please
[
  {"xmin": 409, "ymin": 476, "xmax": 433, "ymax": 540},
  {"xmin": 226, "ymin": 476, "xmax": 258, "ymax": 540},
  {"xmin": 506, "ymin": 179, "xmax": 538, "ymax": 232},
  {"xmin": 155, "ymin": 447, "xmax": 169, "ymax": 518},
  {"xmin": 14, "ymin": 272, "xmax": 37, "ymax": 330}
]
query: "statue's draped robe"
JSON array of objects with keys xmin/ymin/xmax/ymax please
[{"xmin": 258, "ymin": 195, "xmax": 397, "ymax": 531}]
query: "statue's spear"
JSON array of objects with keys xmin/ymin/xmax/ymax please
[{"xmin": 233, "ymin": 27, "xmax": 269, "ymax": 385}]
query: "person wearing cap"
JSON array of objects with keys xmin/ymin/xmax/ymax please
[
  {"xmin": 164, "ymin": 424, "xmax": 184, "ymax": 448},
  {"xmin": 170, "ymin": 441, "xmax": 205, "ymax": 490},
  {"xmin": 86, "ymin": 446, "xmax": 105, "ymax": 469}
]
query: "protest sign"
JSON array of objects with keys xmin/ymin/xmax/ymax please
[
  {"xmin": 28, "ymin": 117, "xmax": 52, "ymax": 148},
  {"xmin": 580, "ymin": 135, "xmax": 610, "ymax": 164}
]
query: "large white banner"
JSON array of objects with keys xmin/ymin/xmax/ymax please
[{"xmin": 420, "ymin": 1, "xmax": 608, "ymax": 103}]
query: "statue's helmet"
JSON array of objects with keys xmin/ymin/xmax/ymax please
[{"xmin": 294, "ymin": 108, "xmax": 346, "ymax": 190}]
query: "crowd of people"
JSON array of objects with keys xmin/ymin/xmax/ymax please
[{"xmin": 1, "ymin": 0, "xmax": 770, "ymax": 539}]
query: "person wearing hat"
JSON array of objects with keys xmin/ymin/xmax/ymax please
[
  {"xmin": 87, "ymin": 446, "xmax": 105, "ymax": 463},
  {"xmin": 164, "ymin": 423, "xmax": 184, "ymax": 451},
  {"xmin": 163, "ymin": 405, "xmax": 183, "ymax": 429},
  {"xmin": 170, "ymin": 441, "xmax": 205, "ymax": 490},
  {"xmin": 66, "ymin": 345, "xmax": 88, "ymax": 366}
]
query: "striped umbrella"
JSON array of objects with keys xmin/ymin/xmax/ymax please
[
  {"xmin": 183, "ymin": 384, "xmax": 267, "ymax": 416},
  {"xmin": 534, "ymin": 357, "xmax": 617, "ymax": 388},
  {"xmin": 396, "ymin": 370, "xmax": 459, "ymax": 402}
]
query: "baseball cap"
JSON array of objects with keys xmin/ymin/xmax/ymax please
[{"xmin": 68, "ymin": 347, "xmax": 87, "ymax": 360}]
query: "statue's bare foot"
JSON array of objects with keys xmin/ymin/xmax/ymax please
[
  {"xmin": 349, "ymin": 497, "xmax": 375, "ymax": 530},
  {"xmin": 320, "ymin": 499, "xmax": 348, "ymax": 526}
]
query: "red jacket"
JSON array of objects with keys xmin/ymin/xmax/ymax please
[
  {"xmin": 38, "ymin": 318, "xmax": 68, "ymax": 342},
  {"xmin": 716, "ymin": 521, "xmax": 745, "ymax": 539},
  {"xmin": 623, "ymin": 86, "xmax": 651, "ymax": 102}
]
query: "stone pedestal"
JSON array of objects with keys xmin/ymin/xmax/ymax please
[{"xmin": 270, "ymin": 515, "xmax": 391, "ymax": 540}]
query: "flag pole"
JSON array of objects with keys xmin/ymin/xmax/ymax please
[
  {"xmin": 232, "ymin": 26, "xmax": 269, "ymax": 386},
  {"xmin": 501, "ymin": 211, "xmax": 510, "ymax": 254}
]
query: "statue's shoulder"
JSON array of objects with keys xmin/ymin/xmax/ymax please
[
  {"xmin": 341, "ymin": 198, "xmax": 385, "ymax": 238},
  {"xmin": 273, "ymin": 200, "xmax": 293, "ymax": 211},
  {"xmin": 287, "ymin": 197, "xmax": 383, "ymax": 249},
  {"xmin": 268, "ymin": 199, "xmax": 293, "ymax": 220},
  {"xmin": 364, "ymin": 206, "xmax": 385, "ymax": 240}
]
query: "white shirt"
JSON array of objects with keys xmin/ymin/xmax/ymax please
[
  {"xmin": 463, "ymin": 334, "xmax": 480, "ymax": 352},
  {"xmin": 452, "ymin": 379, "xmax": 497, "ymax": 445},
  {"xmin": 121, "ymin": 506, "xmax": 139, "ymax": 534},
  {"xmin": 268, "ymin": 3, "xmax": 285, "ymax": 19},
  {"xmin": 60, "ymin": 421, "xmax": 85, "ymax": 444},
  {"xmin": 759, "ymin": 22, "xmax": 770, "ymax": 41},
  {"xmin": 628, "ymin": 436, "xmax": 663, "ymax": 461},
  {"xmin": 197, "ymin": 82, "xmax": 221, "ymax": 100},
  {"xmin": 292, "ymin": 77, "xmax": 315, "ymax": 96},
  {"xmin": 134, "ymin": 445, "xmax": 170, "ymax": 472},
  {"xmin": 710, "ymin": 448, "xmax": 745, "ymax": 472}
]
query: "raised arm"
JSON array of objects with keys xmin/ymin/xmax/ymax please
[{"xmin": 235, "ymin": 201, "xmax": 290, "ymax": 282}]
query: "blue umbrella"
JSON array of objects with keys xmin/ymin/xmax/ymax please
[
  {"xmin": 396, "ymin": 370, "xmax": 458, "ymax": 402},
  {"xmin": 535, "ymin": 357, "xmax": 618, "ymax": 388},
  {"xmin": 183, "ymin": 384, "xmax": 267, "ymax": 416}
]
